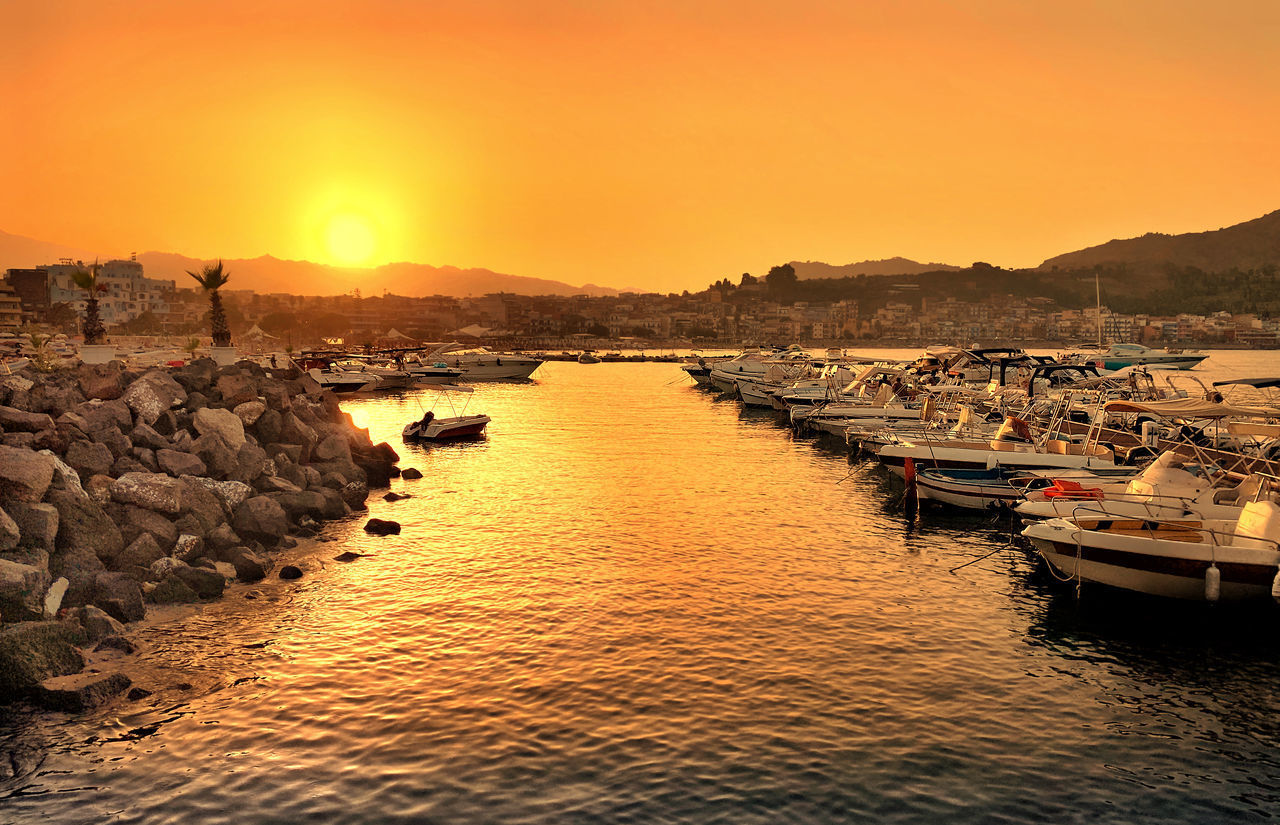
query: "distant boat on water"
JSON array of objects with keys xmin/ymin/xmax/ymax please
[{"xmin": 1063, "ymin": 343, "xmax": 1208, "ymax": 371}]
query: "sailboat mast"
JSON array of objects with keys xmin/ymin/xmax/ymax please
[{"xmin": 1095, "ymin": 270, "xmax": 1103, "ymax": 349}]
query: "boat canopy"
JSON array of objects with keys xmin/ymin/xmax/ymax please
[
  {"xmin": 1211, "ymin": 377, "xmax": 1280, "ymax": 389},
  {"xmin": 1102, "ymin": 398, "xmax": 1272, "ymax": 419}
]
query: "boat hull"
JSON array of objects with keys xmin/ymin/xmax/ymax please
[
  {"xmin": 915, "ymin": 469, "xmax": 1025, "ymax": 510},
  {"xmin": 1023, "ymin": 520, "xmax": 1280, "ymax": 601},
  {"xmin": 403, "ymin": 414, "xmax": 491, "ymax": 441}
]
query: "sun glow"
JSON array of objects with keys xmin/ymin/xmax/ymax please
[{"xmin": 325, "ymin": 213, "xmax": 378, "ymax": 266}]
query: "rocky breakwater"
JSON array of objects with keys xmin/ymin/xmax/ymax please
[{"xmin": 0, "ymin": 358, "xmax": 400, "ymax": 711}]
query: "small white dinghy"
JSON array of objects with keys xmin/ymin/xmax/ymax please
[{"xmin": 402, "ymin": 384, "xmax": 490, "ymax": 441}]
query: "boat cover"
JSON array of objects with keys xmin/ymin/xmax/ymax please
[
  {"xmin": 1102, "ymin": 398, "xmax": 1272, "ymax": 419},
  {"xmin": 1211, "ymin": 377, "xmax": 1280, "ymax": 389}
]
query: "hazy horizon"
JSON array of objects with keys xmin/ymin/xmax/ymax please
[{"xmin": 3, "ymin": 0, "xmax": 1277, "ymax": 293}]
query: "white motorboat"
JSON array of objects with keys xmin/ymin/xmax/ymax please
[
  {"xmin": 404, "ymin": 359, "xmax": 467, "ymax": 385},
  {"xmin": 307, "ymin": 367, "xmax": 380, "ymax": 394},
  {"xmin": 1022, "ymin": 495, "xmax": 1280, "ymax": 601},
  {"xmin": 875, "ymin": 417, "xmax": 1119, "ymax": 479},
  {"xmin": 403, "ymin": 411, "xmax": 491, "ymax": 440},
  {"xmin": 1014, "ymin": 452, "xmax": 1255, "ymax": 522},
  {"xmin": 1064, "ymin": 343, "xmax": 1208, "ymax": 372},
  {"xmin": 402, "ymin": 383, "xmax": 490, "ymax": 441},
  {"xmin": 425, "ymin": 343, "xmax": 543, "ymax": 380}
]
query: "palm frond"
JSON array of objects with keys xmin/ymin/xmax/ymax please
[{"xmin": 188, "ymin": 260, "xmax": 231, "ymax": 291}]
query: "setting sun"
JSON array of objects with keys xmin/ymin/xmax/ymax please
[{"xmin": 325, "ymin": 214, "xmax": 377, "ymax": 267}]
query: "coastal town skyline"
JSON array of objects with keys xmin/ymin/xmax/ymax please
[{"xmin": 3, "ymin": 1, "xmax": 1278, "ymax": 293}]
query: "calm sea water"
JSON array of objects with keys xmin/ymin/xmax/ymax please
[{"xmin": 4, "ymin": 350, "xmax": 1280, "ymax": 824}]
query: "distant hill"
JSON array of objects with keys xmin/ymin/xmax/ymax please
[
  {"xmin": 0, "ymin": 230, "xmax": 620, "ymax": 298},
  {"xmin": 791, "ymin": 257, "xmax": 961, "ymax": 280},
  {"xmin": 1039, "ymin": 209, "xmax": 1280, "ymax": 279},
  {"xmin": 0, "ymin": 229, "xmax": 99, "ymax": 268}
]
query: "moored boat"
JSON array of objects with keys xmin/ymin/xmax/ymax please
[{"xmin": 1022, "ymin": 496, "xmax": 1280, "ymax": 601}]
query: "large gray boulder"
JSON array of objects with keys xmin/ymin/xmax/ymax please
[
  {"xmin": 74, "ymin": 398, "xmax": 133, "ymax": 433},
  {"xmin": 49, "ymin": 547, "xmax": 105, "ymax": 608},
  {"xmin": 314, "ymin": 433, "xmax": 352, "ymax": 463},
  {"xmin": 0, "ymin": 559, "xmax": 53, "ymax": 622},
  {"xmin": 78, "ymin": 363, "xmax": 126, "ymax": 401},
  {"xmin": 232, "ymin": 496, "xmax": 289, "ymax": 544},
  {"xmin": 0, "ymin": 621, "xmax": 86, "ymax": 702},
  {"xmin": 0, "ymin": 445, "xmax": 56, "ymax": 503},
  {"xmin": 233, "ymin": 400, "xmax": 266, "ymax": 427},
  {"xmin": 70, "ymin": 605, "xmax": 125, "ymax": 642},
  {"xmin": 176, "ymin": 480, "xmax": 229, "ymax": 536},
  {"xmin": 149, "ymin": 574, "xmax": 199, "ymax": 604},
  {"xmin": 48, "ymin": 488, "xmax": 124, "ymax": 565},
  {"xmin": 0, "ymin": 405, "xmax": 57, "ymax": 433},
  {"xmin": 254, "ymin": 408, "xmax": 283, "ymax": 443},
  {"xmin": 193, "ymin": 407, "xmax": 246, "ymax": 449},
  {"xmin": 279, "ymin": 412, "xmax": 318, "ymax": 451},
  {"xmin": 122, "ymin": 369, "xmax": 187, "ymax": 425},
  {"xmin": 44, "ymin": 451, "xmax": 86, "ymax": 495},
  {"xmin": 156, "ymin": 448, "xmax": 206, "ymax": 478},
  {"xmin": 113, "ymin": 533, "xmax": 165, "ymax": 576},
  {"xmin": 5, "ymin": 502, "xmax": 59, "ymax": 553},
  {"xmin": 90, "ymin": 425, "xmax": 133, "ymax": 459},
  {"xmin": 25, "ymin": 382, "xmax": 84, "ymax": 418},
  {"xmin": 92, "ymin": 572, "xmax": 145, "ymax": 623},
  {"xmin": 0, "ymin": 506, "xmax": 18, "ymax": 553},
  {"xmin": 233, "ymin": 443, "xmax": 270, "ymax": 483},
  {"xmin": 222, "ymin": 545, "xmax": 271, "ymax": 582},
  {"xmin": 130, "ymin": 421, "xmax": 170, "ymax": 451},
  {"xmin": 216, "ymin": 373, "xmax": 257, "ymax": 407},
  {"xmin": 64, "ymin": 440, "xmax": 114, "ymax": 478},
  {"xmin": 110, "ymin": 472, "xmax": 185, "ymax": 515},
  {"xmin": 174, "ymin": 565, "xmax": 224, "ymax": 599},
  {"xmin": 116, "ymin": 504, "xmax": 178, "ymax": 551},
  {"xmin": 206, "ymin": 523, "xmax": 241, "ymax": 552},
  {"xmin": 270, "ymin": 490, "xmax": 326, "ymax": 521},
  {"xmin": 183, "ymin": 476, "xmax": 252, "ymax": 512},
  {"xmin": 191, "ymin": 433, "xmax": 239, "ymax": 479}
]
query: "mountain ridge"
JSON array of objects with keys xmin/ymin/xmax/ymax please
[
  {"xmin": 0, "ymin": 231, "xmax": 621, "ymax": 298},
  {"xmin": 1038, "ymin": 209, "xmax": 1280, "ymax": 277},
  {"xmin": 790, "ymin": 257, "xmax": 962, "ymax": 280}
]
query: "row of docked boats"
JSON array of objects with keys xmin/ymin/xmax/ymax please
[
  {"xmin": 298, "ymin": 342, "xmax": 543, "ymax": 394},
  {"xmin": 685, "ymin": 345, "xmax": 1280, "ymax": 603}
]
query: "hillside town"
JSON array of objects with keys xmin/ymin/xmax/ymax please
[{"xmin": 3, "ymin": 257, "xmax": 1279, "ymax": 348}]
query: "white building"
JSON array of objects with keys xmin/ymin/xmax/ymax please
[{"xmin": 45, "ymin": 257, "xmax": 176, "ymax": 324}]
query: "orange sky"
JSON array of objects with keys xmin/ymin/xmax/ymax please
[{"xmin": 2, "ymin": 0, "xmax": 1277, "ymax": 293}]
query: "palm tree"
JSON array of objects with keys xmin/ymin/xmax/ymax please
[
  {"xmin": 188, "ymin": 260, "xmax": 232, "ymax": 347},
  {"xmin": 70, "ymin": 259, "xmax": 106, "ymax": 344}
]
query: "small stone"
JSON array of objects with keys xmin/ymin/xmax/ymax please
[
  {"xmin": 33, "ymin": 671, "xmax": 131, "ymax": 712},
  {"xmin": 363, "ymin": 518, "xmax": 401, "ymax": 536},
  {"xmin": 401, "ymin": 467, "xmax": 423, "ymax": 480},
  {"xmin": 94, "ymin": 635, "xmax": 138, "ymax": 654},
  {"xmin": 333, "ymin": 551, "xmax": 365, "ymax": 562},
  {"xmin": 278, "ymin": 565, "xmax": 303, "ymax": 580},
  {"xmin": 127, "ymin": 686, "xmax": 153, "ymax": 701},
  {"xmin": 43, "ymin": 577, "xmax": 69, "ymax": 619},
  {"xmin": 383, "ymin": 492, "xmax": 412, "ymax": 502}
]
